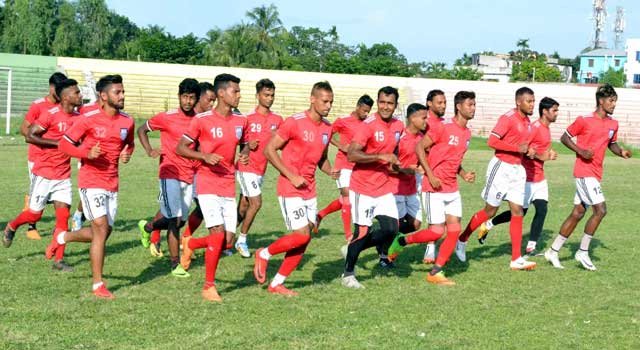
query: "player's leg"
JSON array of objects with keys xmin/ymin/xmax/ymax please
[
  {"xmin": 237, "ymin": 194, "xmax": 249, "ymax": 225},
  {"xmin": 505, "ymin": 199, "xmax": 535, "ymax": 270},
  {"xmin": 317, "ymin": 170, "xmax": 351, "ymax": 234},
  {"xmin": 236, "ymin": 172, "xmax": 263, "ymax": 258},
  {"xmin": 25, "ymin": 161, "xmax": 41, "ymax": 240},
  {"xmin": 46, "ymin": 179, "xmax": 73, "ymax": 271},
  {"xmin": 389, "ymin": 192, "xmax": 443, "ymax": 261},
  {"xmin": 526, "ymin": 198, "xmax": 548, "ymax": 255},
  {"xmin": 339, "ymin": 186, "xmax": 353, "ymax": 241},
  {"xmin": 182, "ymin": 200, "xmax": 203, "ymax": 238},
  {"xmin": 427, "ymin": 212, "xmax": 460, "ymax": 285},
  {"xmin": 201, "ymin": 225, "xmax": 225, "ymax": 302},
  {"xmin": 3, "ymin": 175, "xmax": 51, "ymax": 247}
]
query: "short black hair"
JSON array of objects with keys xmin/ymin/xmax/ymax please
[
  {"xmin": 49, "ymin": 72, "xmax": 67, "ymax": 86},
  {"xmin": 179, "ymin": 78, "xmax": 201, "ymax": 100},
  {"xmin": 454, "ymin": 90, "xmax": 476, "ymax": 114},
  {"xmin": 311, "ymin": 81, "xmax": 333, "ymax": 95},
  {"xmin": 596, "ymin": 84, "xmax": 617, "ymax": 106},
  {"xmin": 406, "ymin": 103, "xmax": 427, "ymax": 118},
  {"xmin": 356, "ymin": 94, "xmax": 374, "ymax": 108},
  {"xmin": 426, "ymin": 89, "xmax": 445, "ymax": 109},
  {"xmin": 55, "ymin": 79, "xmax": 78, "ymax": 99},
  {"xmin": 198, "ymin": 82, "xmax": 214, "ymax": 96},
  {"xmin": 256, "ymin": 78, "xmax": 275, "ymax": 93},
  {"xmin": 539, "ymin": 97, "xmax": 559, "ymax": 117},
  {"xmin": 96, "ymin": 74, "xmax": 123, "ymax": 93},
  {"xmin": 377, "ymin": 86, "xmax": 399, "ymax": 103},
  {"xmin": 515, "ymin": 86, "xmax": 534, "ymax": 99},
  {"xmin": 213, "ymin": 74, "xmax": 241, "ymax": 94}
]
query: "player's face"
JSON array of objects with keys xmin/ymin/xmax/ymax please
[
  {"xmin": 220, "ymin": 82, "xmax": 241, "ymax": 109},
  {"xmin": 64, "ymin": 85, "xmax": 83, "ymax": 108},
  {"xmin": 310, "ymin": 89, "xmax": 334, "ymax": 118},
  {"xmin": 103, "ymin": 83, "xmax": 125, "ymax": 110},
  {"xmin": 517, "ymin": 93, "xmax": 535, "ymax": 116},
  {"xmin": 179, "ymin": 92, "xmax": 197, "ymax": 113},
  {"xmin": 428, "ymin": 95, "xmax": 446, "ymax": 117},
  {"xmin": 599, "ymin": 96, "xmax": 617, "ymax": 115},
  {"xmin": 257, "ymin": 88, "xmax": 275, "ymax": 109},
  {"xmin": 377, "ymin": 93, "xmax": 397, "ymax": 119},
  {"xmin": 458, "ymin": 98, "xmax": 476, "ymax": 120},
  {"xmin": 199, "ymin": 90, "xmax": 215, "ymax": 111},
  {"xmin": 49, "ymin": 84, "xmax": 61, "ymax": 102},
  {"xmin": 354, "ymin": 104, "xmax": 371, "ymax": 120},
  {"xmin": 545, "ymin": 105, "xmax": 559, "ymax": 123},
  {"xmin": 410, "ymin": 109, "xmax": 428, "ymax": 131}
]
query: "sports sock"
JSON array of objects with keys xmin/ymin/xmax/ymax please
[
  {"xmin": 318, "ymin": 199, "xmax": 342, "ymax": 219},
  {"xmin": 266, "ymin": 233, "xmax": 311, "ymax": 256},
  {"xmin": 435, "ymin": 224, "xmax": 461, "ymax": 267},
  {"xmin": 429, "ymin": 265, "xmax": 442, "ymax": 276},
  {"xmin": 270, "ymin": 273, "xmax": 286, "ymax": 288},
  {"xmin": 509, "ymin": 215, "xmax": 523, "ymax": 261},
  {"xmin": 53, "ymin": 208, "xmax": 69, "ymax": 262},
  {"xmin": 237, "ymin": 233, "xmax": 247, "ymax": 244},
  {"xmin": 92, "ymin": 281, "xmax": 104, "ymax": 291},
  {"xmin": 276, "ymin": 242, "xmax": 309, "ymax": 278},
  {"xmin": 579, "ymin": 233, "xmax": 593, "ymax": 251},
  {"xmin": 204, "ymin": 233, "xmax": 225, "ymax": 286},
  {"xmin": 485, "ymin": 220, "xmax": 494, "ymax": 230},
  {"xmin": 551, "ymin": 234, "xmax": 567, "ymax": 252},
  {"xmin": 260, "ymin": 247, "xmax": 271, "ymax": 260},
  {"xmin": 10, "ymin": 210, "xmax": 43, "ymax": 231},
  {"xmin": 150, "ymin": 230, "xmax": 161, "ymax": 244},
  {"xmin": 341, "ymin": 203, "xmax": 352, "ymax": 239},
  {"xmin": 405, "ymin": 226, "xmax": 444, "ymax": 245},
  {"xmin": 183, "ymin": 210, "xmax": 203, "ymax": 237},
  {"xmin": 526, "ymin": 240, "xmax": 536, "ymax": 251},
  {"xmin": 188, "ymin": 236, "xmax": 209, "ymax": 250},
  {"xmin": 490, "ymin": 210, "xmax": 512, "ymax": 227},
  {"xmin": 459, "ymin": 210, "xmax": 490, "ymax": 242}
]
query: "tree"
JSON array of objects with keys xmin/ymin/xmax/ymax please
[
  {"xmin": 2, "ymin": 0, "xmax": 56, "ymax": 55},
  {"xmin": 511, "ymin": 58, "xmax": 562, "ymax": 82},
  {"xmin": 208, "ymin": 23, "xmax": 259, "ymax": 67},
  {"xmin": 52, "ymin": 0, "xmax": 80, "ymax": 56},
  {"xmin": 76, "ymin": 0, "xmax": 114, "ymax": 57},
  {"xmin": 455, "ymin": 53, "xmax": 473, "ymax": 66},
  {"xmin": 600, "ymin": 67, "xmax": 626, "ymax": 87}
]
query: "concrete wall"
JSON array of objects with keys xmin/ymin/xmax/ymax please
[{"xmin": 624, "ymin": 39, "xmax": 640, "ymax": 87}]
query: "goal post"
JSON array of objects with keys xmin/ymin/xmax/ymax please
[{"xmin": 0, "ymin": 67, "xmax": 13, "ymax": 135}]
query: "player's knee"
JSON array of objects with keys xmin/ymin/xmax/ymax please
[
  {"xmin": 571, "ymin": 206, "xmax": 586, "ymax": 220},
  {"xmin": 378, "ymin": 215, "xmax": 399, "ymax": 237},
  {"xmin": 446, "ymin": 223, "xmax": 462, "ymax": 237},
  {"xmin": 533, "ymin": 200, "xmax": 548, "ymax": 217},
  {"xmin": 593, "ymin": 203, "xmax": 607, "ymax": 218},
  {"xmin": 431, "ymin": 224, "xmax": 446, "ymax": 240}
]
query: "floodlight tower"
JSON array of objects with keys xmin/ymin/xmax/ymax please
[
  {"xmin": 592, "ymin": 0, "xmax": 607, "ymax": 49},
  {"xmin": 614, "ymin": 6, "xmax": 625, "ymax": 50}
]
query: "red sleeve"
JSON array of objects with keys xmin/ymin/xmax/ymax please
[
  {"xmin": 488, "ymin": 134, "xmax": 519, "ymax": 152},
  {"xmin": 125, "ymin": 121, "xmax": 135, "ymax": 153},
  {"xmin": 60, "ymin": 117, "xmax": 90, "ymax": 159},
  {"xmin": 331, "ymin": 118, "xmax": 343, "ymax": 134},
  {"xmin": 351, "ymin": 124, "xmax": 371, "ymax": 147},
  {"xmin": 24, "ymin": 102, "xmax": 41, "ymax": 124},
  {"xmin": 427, "ymin": 123, "xmax": 442, "ymax": 144},
  {"xmin": 146, "ymin": 113, "xmax": 165, "ymax": 131},
  {"xmin": 63, "ymin": 116, "xmax": 88, "ymax": 144},
  {"xmin": 240, "ymin": 118, "xmax": 249, "ymax": 143},
  {"xmin": 565, "ymin": 117, "xmax": 584, "ymax": 138},
  {"xmin": 274, "ymin": 115, "xmax": 283, "ymax": 129},
  {"xmin": 276, "ymin": 117, "xmax": 295, "ymax": 142},
  {"xmin": 183, "ymin": 116, "xmax": 201, "ymax": 142},
  {"xmin": 490, "ymin": 115, "xmax": 511, "ymax": 139},
  {"xmin": 34, "ymin": 110, "xmax": 52, "ymax": 130},
  {"xmin": 610, "ymin": 123, "xmax": 619, "ymax": 143}
]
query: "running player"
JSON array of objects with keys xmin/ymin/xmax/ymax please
[
  {"xmin": 235, "ymin": 79, "xmax": 283, "ymax": 258},
  {"xmin": 477, "ymin": 97, "xmax": 560, "ymax": 256},
  {"xmin": 177, "ymin": 73, "xmax": 249, "ymax": 302},
  {"xmin": 455, "ymin": 87, "xmax": 537, "ymax": 270},
  {"xmin": 17, "ymin": 72, "xmax": 67, "ymax": 240},
  {"xmin": 136, "ymin": 78, "xmax": 200, "ymax": 275},
  {"xmin": 422, "ymin": 89, "xmax": 447, "ymax": 263},
  {"xmin": 341, "ymin": 86, "xmax": 405, "ymax": 289},
  {"xmin": 388, "ymin": 91, "xmax": 477, "ymax": 284},
  {"xmin": 253, "ymin": 81, "xmax": 334, "ymax": 296},
  {"xmin": 316, "ymin": 94, "xmax": 373, "ymax": 241},
  {"xmin": 545, "ymin": 84, "xmax": 631, "ymax": 270},
  {"xmin": 45, "ymin": 74, "xmax": 135, "ymax": 299},
  {"xmin": 4, "ymin": 79, "xmax": 82, "ymax": 273}
]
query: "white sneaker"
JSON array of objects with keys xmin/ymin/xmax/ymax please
[
  {"xmin": 510, "ymin": 256, "xmax": 536, "ymax": 270},
  {"xmin": 341, "ymin": 274, "xmax": 364, "ymax": 289},
  {"xmin": 544, "ymin": 249, "xmax": 564, "ymax": 269},
  {"xmin": 340, "ymin": 244, "xmax": 348, "ymax": 259},
  {"xmin": 455, "ymin": 240, "xmax": 467, "ymax": 262},
  {"xmin": 423, "ymin": 243, "xmax": 436, "ymax": 263},
  {"xmin": 235, "ymin": 241, "xmax": 251, "ymax": 258},
  {"xmin": 575, "ymin": 250, "xmax": 597, "ymax": 271}
]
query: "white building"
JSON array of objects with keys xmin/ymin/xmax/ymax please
[
  {"xmin": 624, "ymin": 38, "xmax": 640, "ymax": 87},
  {"xmin": 470, "ymin": 54, "xmax": 513, "ymax": 83}
]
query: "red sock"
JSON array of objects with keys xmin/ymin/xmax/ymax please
[
  {"xmin": 183, "ymin": 211, "xmax": 202, "ymax": 237},
  {"xmin": 340, "ymin": 196, "xmax": 352, "ymax": 239},
  {"xmin": 188, "ymin": 236, "xmax": 209, "ymax": 250},
  {"xmin": 459, "ymin": 210, "xmax": 490, "ymax": 242},
  {"xmin": 54, "ymin": 207, "xmax": 70, "ymax": 262},
  {"xmin": 318, "ymin": 199, "xmax": 342, "ymax": 219},
  {"xmin": 277, "ymin": 243, "xmax": 309, "ymax": 276},
  {"xmin": 510, "ymin": 215, "xmax": 523, "ymax": 261},
  {"xmin": 204, "ymin": 232, "xmax": 225, "ymax": 286},
  {"xmin": 267, "ymin": 233, "xmax": 311, "ymax": 256},
  {"xmin": 405, "ymin": 226, "xmax": 444, "ymax": 245},
  {"xmin": 435, "ymin": 224, "xmax": 461, "ymax": 267},
  {"xmin": 9, "ymin": 210, "xmax": 43, "ymax": 231},
  {"xmin": 150, "ymin": 230, "xmax": 161, "ymax": 244}
]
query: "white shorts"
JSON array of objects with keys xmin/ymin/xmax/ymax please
[
  {"xmin": 79, "ymin": 188, "xmax": 118, "ymax": 226},
  {"xmin": 158, "ymin": 179, "xmax": 193, "ymax": 221},
  {"xmin": 481, "ymin": 157, "xmax": 526, "ymax": 207},
  {"xmin": 198, "ymin": 194, "xmax": 237, "ymax": 232},
  {"xmin": 335, "ymin": 169, "xmax": 352, "ymax": 189},
  {"xmin": 422, "ymin": 191, "xmax": 462, "ymax": 224},
  {"xmin": 395, "ymin": 193, "xmax": 422, "ymax": 221},
  {"xmin": 236, "ymin": 171, "xmax": 264, "ymax": 197},
  {"xmin": 278, "ymin": 196, "xmax": 317, "ymax": 231},
  {"xmin": 27, "ymin": 161, "xmax": 36, "ymax": 190},
  {"xmin": 523, "ymin": 180, "xmax": 549, "ymax": 208},
  {"xmin": 350, "ymin": 191, "xmax": 398, "ymax": 227},
  {"xmin": 29, "ymin": 176, "xmax": 72, "ymax": 211},
  {"xmin": 574, "ymin": 177, "xmax": 605, "ymax": 206}
]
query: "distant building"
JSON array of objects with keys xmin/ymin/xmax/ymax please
[
  {"xmin": 624, "ymin": 39, "xmax": 640, "ymax": 87},
  {"xmin": 577, "ymin": 49, "xmax": 626, "ymax": 83},
  {"xmin": 470, "ymin": 54, "xmax": 513, "ymax": 83}
]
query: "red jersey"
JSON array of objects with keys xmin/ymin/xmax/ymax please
[
  {"xmin": 183, "ymin": 109, "xmax": 248, "ymax": 197},
  {"xmin": 350, "ymin": 113, "xmax": 405, "ymax": 197},
  {"xmin": 490, "ymin": 108, "xmax": 531, "ymax": 165},
  {"xmin": 422, "ymin": 119, "xmax": 471, "ymax": 193},
  {"xmin": 389, "ymin": 129, "xmax": 423, "ymax": 195},
  {"xmin": 522, "ymin": 119, "xmax": 551, "ymax": 182},
  {"xmin": 236, "ymin": 108, "xmax": 283, "ymax": 176},
  {"xmin": 78, "ymin": 102, "xmax": 100, "ymax": 114},
  {"xmin": 426, "ymin": 110, "xmax": 445, "ymax": 134},
  {"xmin": 332, "ymin": 113, "xmax": 364, "ymax": 171},
  {"xmin": 276, "ymin": 111, "xmax": 332, "ymax": 199},
  {"xmin": 63, "ymin": 107, "xmax": 135, "ymax": 192},
  {"xmin": 25, "ymin": 96, "xmax": 57, "ymax": 162},
  {"xmin": 147, "ymin": 109, "xmax": 197, "ymax": 183},
  {"xmin": 32, "ymin": 107, "xmax": 80, "ymax": 180},
  {"xmin": 566, "ymin": 112, "xmax": 619, "ymax": 181}
]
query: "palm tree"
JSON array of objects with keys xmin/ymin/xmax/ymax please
[
  {"xmin": 516, "ymin": 38, "xmax": 530, "ymax": 61},
  {"xmin": 245, "ymin": 4, "xmax": 284, "ymax": 68}
]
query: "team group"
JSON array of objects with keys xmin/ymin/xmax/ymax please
[{"xmin": 3, "ymin": 72, "xmax": 632, "ymax": 301}]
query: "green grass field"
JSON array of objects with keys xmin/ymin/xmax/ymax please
[{"xmin": 1, "ymin": 137, "xmax": 639, "ymax": 350}]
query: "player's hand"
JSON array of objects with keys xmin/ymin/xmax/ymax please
[
  {"xmin": 330, "ymin": 168, "xmax": 340, "ymax": 180},
  {"xmin": 548, "ymin": 148, "xmax": 558, "ymax": 160},
  {"xmin": 428, "ymin": 174, "xmax": 442, "ymax": 189},
  {"xmin": 621, "ymin": 149, "xmax": 632, "ymax": 159},
  {"xmin": 526, "ymin": 147, "xmax": 536, "ymax": 159},
  {"xmin": 378, "ymin": 153, "xmax": 400, "ymax": 166},
  {"xmin": 237, "ymin": 153, "xmax": 249, "ymax": 165},
  {"xmin": 248, "ymin": 140, "xmax": 259, "ymax": 151},
  {"xmin": 202, "ymin": 153, "xmax": 223, "ymax": 165},
  {"xmin": 463, "ymin": 171, "xmax": 476, "ymax": 183},
  {"xmin": 339, "ymin": 144, "xmax": 349, "ymax": 153},
  {"xmin": 518, "ymin": 143, "xmax": 529, "ymax": 154},
  {"xmin": 147, "ymin": 148, "xmax": 161, "ymax": 158},
  {"xmin": 578, "ymin": 148, "xmax": 594, "ymax": 160},
  {"xmin": 289, "ymin": 174, "xmax": 307, "ymax": 188},
  {"xmin": 88, "ymin": 142, "xmax": 101, "ymax": 160},
  {"xmin": 119, "ymin": 144, "xmax": 132, "ymax": 163}
]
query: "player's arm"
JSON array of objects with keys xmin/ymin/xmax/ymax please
[
  {"xmin": 136, "ymin": 122, "xmax": 160, "ymax": 158},
  {"xmin": 26, "ymin": 123, "xmax": 57, "ymax": 148},
  {"xmin": 237, "ymin": 142, "xmax": 250, "ymax": 165},
  {"xmin": 487, "ymin": 133, "xmax": 526, "ymax": 153},
  {"xmin": 560, "ymin": 131, "xmax": 593, "ymax": 160},
  {"xmin": 176, "ymin": 136, "xmax": 221, "ymax": 165},
  {"xmin": 264, "ymin": 133, "xmax": 306, "ymax": 187},
  {"xmin": 318, "ymin": 147, "xmax": 332, "ymax": 177},
  {"xmin": 416, "ymin": 134, "xmax": 442, "ymax": 188},
  {"xmin": 347, "ymin": 142, "xmax": 398, "ymax": 165},
  {"xmin": 608, "ymin": 142, "xmax": 632, "ymax": 159},
  {"xmin": 20, "ymin": 119, "xmax": 31, "ymax": 138},
  {"xmin": 60, "ymin": 131, "xmax": 100, "ymax": 160}
]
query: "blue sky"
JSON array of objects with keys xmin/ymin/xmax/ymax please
[{"xmin": 106, "ymin": 0, "xmax": 640, "ymax": 64}]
